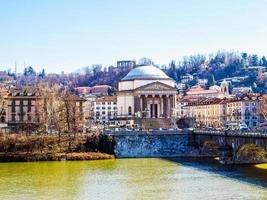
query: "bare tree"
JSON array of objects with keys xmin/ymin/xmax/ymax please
[
  {"xmin": 38, "ymin": 83, "xmax": 65, "ymax": 137},
  {"xmin": 259, "ymin": 94, "xmax": 267, "ymax": 121},
  {"xmin": 0, "ymin": 91, "xmax": 7, "ymax": 123}
]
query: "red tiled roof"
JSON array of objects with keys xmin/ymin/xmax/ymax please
[
  {"xmin": 186, "ymin": 89, "xmax": 219, "ymax": 95},
  {"xmin": 95, "ymin": 96, "xmax": 117, "ymax": 102}
]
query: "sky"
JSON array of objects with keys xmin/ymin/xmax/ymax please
[{"xmin": 0, "ymin": 0, "xmax": 267, "ymax": 73}]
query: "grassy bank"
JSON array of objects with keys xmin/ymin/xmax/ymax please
[{"xmin": 0, "ymin": 133, "xmax": 114, "ymax": 162}]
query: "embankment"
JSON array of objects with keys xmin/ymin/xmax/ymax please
[{"xmin": 0, "ymin": 133, "xmax": 114, "ymax": 162}]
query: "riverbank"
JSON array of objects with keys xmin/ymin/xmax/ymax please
[
  {"xmin": 0, "ymin": 152, "xmax": 114, "ymax": 162},
  {"xmin": 0, "ymin": 133, "xmax": 114, "ymax": 162}
]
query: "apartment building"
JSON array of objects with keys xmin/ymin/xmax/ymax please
[
  {"xmin": 183, "ymin": 98, "xmax": 225, "ymax": 128},
  {"xmin": 180, "ymin": 94, "xmax": 261, "ymax": 129},
  {"xmin": 5, "ymin": 87, "xmax": 44, "ymax": 127},
  {"xmin": 93, "ymin": 96, "xmax": 117, "ymax": 124}
]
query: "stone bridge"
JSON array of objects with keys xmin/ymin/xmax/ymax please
[{"xmin": 190, "ymin": 130, "xmax": 267, "ymax": 164}]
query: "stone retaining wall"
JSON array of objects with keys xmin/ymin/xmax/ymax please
[{"xmin": 112, "ymin": 133, "xmax": 188, "ymax": 158}]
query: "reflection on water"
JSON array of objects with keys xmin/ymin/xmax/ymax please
[
  {"xmin": 255, "ymin": 164, "xmax": 267, "ymax": 170},
  {"xmin": 0, "ymin": 159, "xmax": 266, "ymax": 200}
]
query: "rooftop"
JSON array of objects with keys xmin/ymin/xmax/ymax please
[{"xmin": 121, "ymin": 65, "xmax": 171, "ymax": 81}]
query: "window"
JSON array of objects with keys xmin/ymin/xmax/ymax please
[
  {"xmin": 102, "ymin": 107, "xmax": 105, "ymax": 109},
  {"xmin": 102, "ymin": 111, "xmax": 106, "ymax": 115},
  {"xmin": 108, "ymin": 107, "xmax": 111, "ymax": 110},
  {"xmin": 96, "ymin": 107, "xmax": 100, "ymax": 110},
  {"xmin": 128, "ymin": 106, "xmax": 132, "ymax": 115},
  {"xmin": 19, "ymin": 114, "xmax": 23, "ymax": 122},
  {"xmin": 11, "ymin": 114, "xmax": 15, "ymax": 121},
  {"xmin": 11, "ymin": 100, "xmax": 16, "ymax": 112},
  {"xmin": 28, "ymin": 100, "xmax": 32, "ymax": 112},
  {"xmin": 102, "ymin": 102, "xmax": 105, "ymax": 105},
  {"xmin": 108, "ymin": 102, "xmax": 111, "ymax": 105}
]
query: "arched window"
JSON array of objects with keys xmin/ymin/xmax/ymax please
[{"xmin": 128, "ymin": 106, "xmax": 132, "ymax": 115}]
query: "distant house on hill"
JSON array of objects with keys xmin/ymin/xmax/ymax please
[
  {"xmin": 75, "ymin": 87, "xmax": 91, "ymax": 95},
  {"xmin": 185, "ymin": 81, "xmax": 229, "ymax": 98},
  {"xmin": 117, "ymin": 60, "xmax": 136, "ymax": 71},
  {"xmin": 75, "ymin": 85, "xmax": 114, "ymax": 97},
  {"xmin": 181, "ymin": 74, "xmax": 194, "ymax": 83},
  {"xmin": 232, "ymin": 87, "xmax": 252, "ymax": 96}
]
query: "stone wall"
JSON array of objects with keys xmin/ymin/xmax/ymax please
[
  {"xmin": 103, "ymin": 130, "xmax": 267, "ymax": 163},
  {"xmin": 112, "ymin": 133, "xmax": 188, "ymax": 158}
]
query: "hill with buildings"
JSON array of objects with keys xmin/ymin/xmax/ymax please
[{"xmin": 0, "ymin": 51, "xmax": 267, "ymax": 93}]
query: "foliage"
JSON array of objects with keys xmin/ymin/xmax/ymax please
[{"xmin": 235, "ymin": 144, "xmax": 267, "ymax": 163}]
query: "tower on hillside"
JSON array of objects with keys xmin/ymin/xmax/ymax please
[{"xmin": 220, "ymin": 80, "xmax": 229, "ymax": 95}]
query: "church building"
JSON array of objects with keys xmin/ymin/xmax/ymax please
[{"xmin": 117, "ymin": 65, "xmax": 177, "ymax": 129}]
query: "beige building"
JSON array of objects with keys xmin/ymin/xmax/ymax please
[
  {"xmin": 5, "ymin": 88, "xmax": 44, "ymax": 128},
  {"xmin": 183, "ymin": 98, "xmax": 226, "ymax": 127},
  {"xmin": 182, "ymin": 94, "xmax": 261, "ymax": 129},
  {"xmin": 224, "ymin": 95, "xmax": 260, "ymax": 128},
  {"xmin": 117, "ymin": 65, "xmax": 177, "ymax": 129}
]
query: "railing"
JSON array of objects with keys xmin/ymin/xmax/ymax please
[
  {"xmin": 103, "ymin": 128, "xmax": 267, "ymax": 138},
  {"xmin": 194, "ymin": 129, "xmax": 267, "ymax": 138},
  {"xmin": 103, "ymin": 129, "xmax": 183, "ymax": 136}
]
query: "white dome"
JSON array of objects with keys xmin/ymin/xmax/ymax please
[{"xmin": 122, "ymin": 65, "xmax": 171, "ymax": 81}]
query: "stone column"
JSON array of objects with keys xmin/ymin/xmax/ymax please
[
  {"xmin": 159, "ymin": 95, "xmax": 162, "ymax": 118},
  {"xmin": 144, "ymin": 95, "xmax": 148, "ymax": 118},
  {"xmin": 167, "ymin": 95, "xmax": 170, "ymax": 118},
  {"xmin": 163, "ymin": 95, "xmax": 167, "ymax": 118},
  {"xmin": 170, "ymin": 95, "xmax": 173, "ymax": 117},
  {"xmin": 134, "ymin": 96, "xmax": 140, "ymax": 113},
  {"xmin": 152, "ymin": 95, "xmax": 155, "ymax": 118},
  {"xmin": 140, "ymin": 95, "xmax": 143, "ymax": 112}
]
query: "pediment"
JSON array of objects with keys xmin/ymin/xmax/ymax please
[{"xmin": 135, "ymin": 81, "xmax": 176, "ymax": 91}]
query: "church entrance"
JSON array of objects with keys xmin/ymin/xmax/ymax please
[
  {"xmin": 150, "ymin": 104, "xmax": 153, "ymax": 118},
  {"xmin": 150, "ymin": 104, "xmax": 158, "ymax": 118},
  {"xmin": 154, "ymin": 104, "xmax": 158, "ymax": 118}
]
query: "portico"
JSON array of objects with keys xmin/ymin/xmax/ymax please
[
  {"xmin": 133, "ymin": 81, "xmax": 177, "ymax": 118},
  {"xmin": 135, "ymin": 94, "xmax": 175, "ymax": 118}
]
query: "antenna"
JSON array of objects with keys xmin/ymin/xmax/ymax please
[{"xmin": 14, "ymin": 61, "xmax": 17, "ymax": 75}]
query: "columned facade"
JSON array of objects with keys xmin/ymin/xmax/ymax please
[{"xmin": 135, "ymin": 94, "xmax": 175, "ymax": 119}]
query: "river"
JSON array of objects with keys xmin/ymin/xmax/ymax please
[{"xmin": 0, "ymin": 158, "xmax": 267, "ymax": 200}]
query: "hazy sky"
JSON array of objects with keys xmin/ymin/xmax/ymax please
[{"xmin": 0, "ymin": 0, "xmax": 267, "ymax": 73}]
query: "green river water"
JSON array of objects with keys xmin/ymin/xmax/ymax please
[{"xmin": 0, "ymin": 158, "xmax": 267, "ymax": 200}]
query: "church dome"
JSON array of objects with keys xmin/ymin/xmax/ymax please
[{"xmin": 122, "ymin": 65, "xmax": 171, "ymax": 81}]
